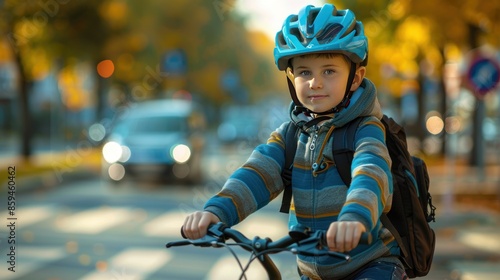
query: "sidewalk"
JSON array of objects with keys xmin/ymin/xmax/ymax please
[
  {"xmin": 0, "ymin": 147, "xmax": 102, "ymax": 193},
  {"xmin": 428, "ymin": 156, "xmax": 500, "ymax": 195},
  {"xmin": 427, "ymin": 156, "xmax": 500, "ymax": 214},
  {"xmin": 424, "ymin": 157, "xmax": 500, "ymax": 279}
]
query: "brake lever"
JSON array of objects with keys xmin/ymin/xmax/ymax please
[
  {"xmin": 206, "ymin": 222, "xmax": 227, "ymax": 238},
  {"xmin": 167, "ymin": 222, "xmax": 229, "ymax": 248}
]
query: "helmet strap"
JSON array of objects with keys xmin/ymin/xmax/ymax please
[
  {"xmin": 287, "ymin": 76, "xmax": 302, "ymax": 106},
  {"xmin": 334, "ymin": 60, "xmax": 358, "ymax": 111}
]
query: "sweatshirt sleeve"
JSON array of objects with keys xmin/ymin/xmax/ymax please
[
  {"xmin": 338, "ymin": 117, "xmax": 393, "ymax": 231},
  {"xmin": 204, "ymin": 122, "xmax": 289, "ymax": 226}
]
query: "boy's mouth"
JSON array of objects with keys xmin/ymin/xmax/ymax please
[{"xmin": 309, "ymin": 95, "xmax": 328, "ymax": 101}]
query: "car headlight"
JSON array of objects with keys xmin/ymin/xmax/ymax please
[
  {"xmin": 119, "ymin": 145, "xmax": 131, "ymax": 162},
  {"xmin": 171, "ymin": 144, "xmax": 191, "ymax": 164},
  {"xmin": 102, "ymin": 141, "xmax": 123, "ymax": 163}
]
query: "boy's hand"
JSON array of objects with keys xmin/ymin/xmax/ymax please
[
  {"xmin": 326, "ymin": 221, "xmax": 366, "ymax": 252},
  {"xmin": 182, "ymin": 211, "xmax": 220, "ymax": 240}
]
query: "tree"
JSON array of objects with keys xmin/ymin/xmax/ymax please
[
  {"xmin": 0, "ymin": 0, "xmax": 44, "ymax": 159},
  {"xmin": 0, "ymin": 0, "xmax": 284, "ymax": 159},
  {"xmin": 0, "ymin": 0, "xmax": 129, "ymax": 158},
  {"xmin": 330, "ymin": 0, "xmax": 500, "ymax": 160}
]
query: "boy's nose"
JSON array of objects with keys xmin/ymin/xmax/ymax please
[{"xmin": 309, "ymin": 77, "xmax": 323, "ymax": 89}]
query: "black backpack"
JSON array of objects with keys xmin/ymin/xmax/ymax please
[{"xmin": 280, "ymin": 115, "xmax": 436, "ymax": 278}]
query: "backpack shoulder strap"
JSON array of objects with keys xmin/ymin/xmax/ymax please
[
  {"xmin": 280, "ymin": 121, "xmax": 300, "ymax": 213},
  {"xmin": 333, "ymin": 116, "xmax": 411, "ymax": 260},
  {"xmin": 381, "ymin": 212, "xmax": 409, "ymax": 259},
  {"xmin": 332, "ymin": 117, "xmax": 364, "ymax": 186},
  {"xmin": 333, "ymin": 116, "xmax": 414, "ymax": 263}
]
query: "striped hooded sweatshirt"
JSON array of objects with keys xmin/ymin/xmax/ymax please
[{"xmin": 204, "ymin": 78, "xmax": 398, "ymax": 279}]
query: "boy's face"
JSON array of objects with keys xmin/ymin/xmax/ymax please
[{"xmin": 291, "ymin": 54, "xmax": 364, "ymax": 114}]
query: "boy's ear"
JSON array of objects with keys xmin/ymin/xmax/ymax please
[{"xmin": 350, "ymin": 66, "xmax": 366, "ymax": 91}]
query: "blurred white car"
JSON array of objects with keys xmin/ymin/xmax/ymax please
[{"xmin": 101, "ymin": 99, "xmax": 204, "ymax": 183}]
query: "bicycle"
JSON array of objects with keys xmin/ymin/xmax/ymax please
[{"xmin": 166, "ymin": 222, "xmax": 371, "ymax": 280}]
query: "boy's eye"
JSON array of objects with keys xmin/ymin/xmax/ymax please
[
  {"xmin": 324, "ymin": 69, "xmax": 335, "ymax": 75},
  {"xmin": 299, "ymin": 70, "xmax": 311, "ymax": 76}
]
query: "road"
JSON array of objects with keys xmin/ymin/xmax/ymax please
[
  {"xmin": 1, "ymin": 142, "xmax": 500, "ymax": 279},
  {"xmin": 0, "ymin": 176, "xmax": 302, "ymax": 280}
]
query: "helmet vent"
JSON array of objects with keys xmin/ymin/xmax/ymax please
[
  {"xmin": 316, "ymin": 23, "xmax": 343, "ymax": 44},
  {"xmin": 290, "ymin": 28, "xmax": 307, "ymax": 45},
  {"xmin": 344, "ymin": 20, "xmax": 357, "ymax": 37},
  {"xmin": 277, "ymin": 34, "xmax": 289, "ymax": 49},
  {"xmin": 306, "ymin": 10, "xmax": 319, "ymax": 35}
]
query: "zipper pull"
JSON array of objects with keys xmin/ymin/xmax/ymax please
[{"xmin": 310, "ymin": 126, "xmax": 319, "ymax": 151}]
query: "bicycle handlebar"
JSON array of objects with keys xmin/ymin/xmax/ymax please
[{"xmin": 166, "ymin": 222, "xmax": 372, "ymax": 280}]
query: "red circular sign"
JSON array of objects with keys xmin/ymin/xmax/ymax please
[{"xmin": 465, "ymin": 54, "xmax": 500, "ymax": 98}]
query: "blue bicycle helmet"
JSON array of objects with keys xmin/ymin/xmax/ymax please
[
  {"xmin": 273, "ymin": 4, "xmax": 368, "ymax": 116},
  {"xmin": 274, "ymin": 4, "xmax": 368, "ymax": 70}
]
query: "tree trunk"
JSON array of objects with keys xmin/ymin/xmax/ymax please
[
  {"xmin": 439, "ymin": 46, "xmax": 447, "ymax": 156},
  {"xmin": 94, "ymin": 58, "xmax": 109, "ymax": 123},
  {"xmin": 10, "ymin": 41, "xmax": 32, "ymax": 161},
  {"xmin": 468, "ymin": 23, "xmax": 484, "ymax": 167}
]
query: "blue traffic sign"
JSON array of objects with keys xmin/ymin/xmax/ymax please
[
  {"xmin": 466, "ymin": 55, "xmax": 500, "ymax": 97},
  {"xmin": 160, "ymin": 49, "xmax": 187, "ymax": 76}
]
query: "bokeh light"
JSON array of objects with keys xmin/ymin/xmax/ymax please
[
  {"xmin": 66, "ymin": 241, "xmax": 79, "ymax": 254},
  {"xmin": 102, "ymin": 141, "xmax": 122, "ymax": 163},
  {"xmin": 426, "ymin": 111, "xmax": 445, "ymax": 135},
  {"xmin": 97, "ymin": 59, "xmax": 115, "ymax": 78},
  {"xmin": 445, "ymin": 116, "xmax": 462, "ymax": 134},
  {"xmin": 88, "ymin": 123, "xmax": 106, "ymax": 142},
  {"xmin": 108, "ymin": 163, "xmax": 126, "ymax": 181},
  {"xmin": 426, "ymin": 116, "xmax": 444, "ymax": 135}
]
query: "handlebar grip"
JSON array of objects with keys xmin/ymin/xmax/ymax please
[{"xmin": 166, "ymin": 239, "xmax": 191, "ymax": 248}]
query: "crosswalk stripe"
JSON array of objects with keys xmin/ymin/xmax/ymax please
[
  {"xmin": 1, "ymin": 205, "xmax": 55, "ymax": 229},
  {"xmin": 142, "ymin": 210, "xmax": 289, "ymax": 239},
  {"xmin": 79, "ymin": 248, "xmax": 172, "ymax": 280},
  {"xmin": 0, "ymin": 246, "xmax": 66, "ymax": 280},
  {"xmin": 143, "ymin": 210, "xmax": 186, "ymax": 237},
  {"xmin": 55, "ymin": 206, "xmax": 133, "ymax": 234},
  {"xmin": 204, "ymin": 252, "xmax": 298, "ymax": 280},
  {"xmin": 205, "ymin": 254, "xmax": 268, "ymax": 280},
  {"xmin": 231, "ymin": 214, "xmax": 289, "ymax": 240}
]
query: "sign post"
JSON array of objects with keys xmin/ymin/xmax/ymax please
[{"xmin": 463, "ymin": 50, "xmax": 500, "ymax": 169}]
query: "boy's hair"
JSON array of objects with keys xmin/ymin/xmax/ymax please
[{"xmin": 288, "ymin": 53, "xmax": 354, "ymax": 72}]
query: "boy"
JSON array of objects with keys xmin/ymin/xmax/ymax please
[{"xmin": 183, "ymin": 4, "xmax": 408, "ymax": 279}]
